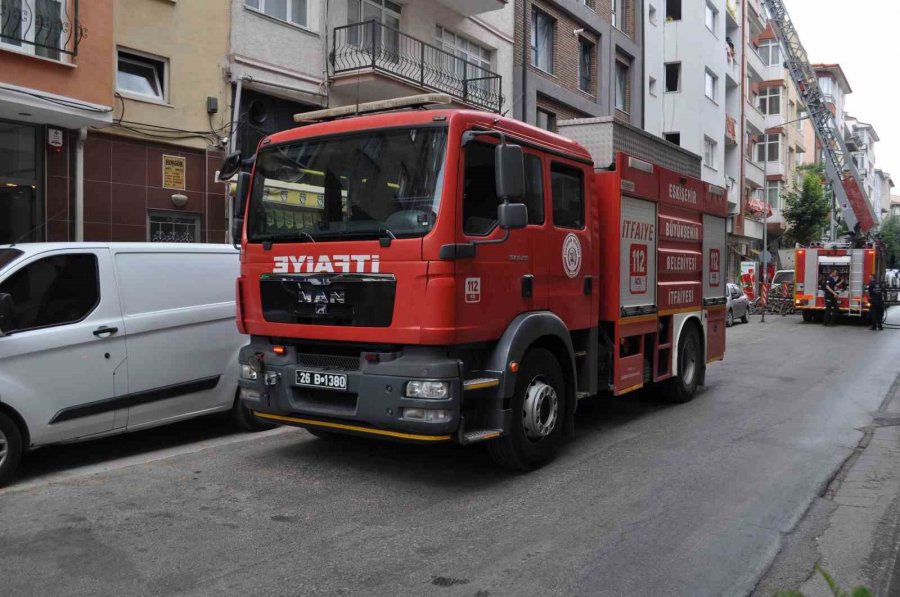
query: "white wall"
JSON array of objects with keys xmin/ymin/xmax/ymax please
[{"xmin": 643, "ymin": 0, "xmax": 664, "ymax": 137}]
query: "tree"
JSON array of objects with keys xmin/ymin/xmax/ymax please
[
  {"xmin": 783, "ymin": 164, "xmax": 831, "ymax": 245},
  {"xmin": 878, "ymin": 216, "xmax": 900, "ymax": 267}
]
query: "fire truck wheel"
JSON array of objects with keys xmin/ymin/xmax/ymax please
[
  {"xmin": 802, "ymin": 310, "xmax": 814, "ymax": 323},
  {"xmin": 726, "ymin": 310, "xmax": 734, "ymax": 327},
  {"xmin": 231, "ymin": 397, "xmax": 277, "ymax": 432},
  {"xmin": 665, "ymin": 325, "xmax": 702, "ymax": 404},
  {"xmin": 488, "ymin": 348, "xmax": 565, "ymax": 471},
  {"xmin": 0, "ymin": 411, "xmax": 23, "ymax": 489}
]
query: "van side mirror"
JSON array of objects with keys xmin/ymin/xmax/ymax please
[
  {"xmin": 498, "ymin": 202, "xmax": 528, "ymax": 230},
  {"xmin": 495, "ymin": 144, "xmax": 524, "ymax": 200},
  {"xmin": 0, "ymin": 292, "xmax": 15, "ymax": 336}
]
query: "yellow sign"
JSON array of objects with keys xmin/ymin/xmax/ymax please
[{"xmin": 162, "ymin": 155, "xmax": 186, "ymax": 190}]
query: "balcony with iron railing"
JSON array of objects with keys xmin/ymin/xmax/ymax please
[
  {"xmin": 0, "ymin": 0, "xmax": 84, "ymax": 61},
  {"xmin": 331, "ymin": 20, "xmax": 503, "ymax": 113}
]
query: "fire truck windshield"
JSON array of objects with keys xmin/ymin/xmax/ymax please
[{"xmin": 246, "ymin": 126, "xmax": 448, "ymax": 244}]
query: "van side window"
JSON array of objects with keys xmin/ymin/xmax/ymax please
[
  {"xmin": 463, "ymin": 143, "xmax": 544, "ymax": 235},
  {"xmin": 524, "ymin": 154, "xmax": 545, "ymax": 225},
  {"xmin": 0, "ymin": 254, "xmax": 99, "ymax": 332},
  {"xmin": 551, "ymin": 163, "xmax": 585, "ymax": 229}
]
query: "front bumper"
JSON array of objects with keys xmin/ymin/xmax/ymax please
[{"xmin": 238, "ymin": 338, "xmax": 462, "ymax": 440}]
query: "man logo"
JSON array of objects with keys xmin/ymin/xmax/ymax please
[{"xmin": 316, "ymin": 303, "xmax": 328, "ymax": 315}]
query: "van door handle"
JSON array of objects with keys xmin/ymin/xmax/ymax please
[{"xmin": 93, "ymin": 326, "xmax": 119, "ymax": 337}]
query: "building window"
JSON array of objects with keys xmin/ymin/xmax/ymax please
[
  {"xmin": 705, "ymin": 70, "xmax": 718, "ymax": 102},
  {"xmin": 704, "ymin": 137, "xmax": 717, "ymax": 170},
  {"xmin": 758, "ymin": 86, "xmax": 781, "ymax": 115},
  {"xmin": 246, "ymin": 0, "xmax": 309, "ymax": 28},
  {"xmin": 615, "ymin": 59, "xmax": 629, "ymax": 112},
  {"xmin": 765, "ymin": 180, "xmax": 782, "ymax": 210},
  {"xmin": 665, "ymin": 62, "xmax": 681, "ymax": 92},
  {"xmin": 758, "ymin": 39, "xmax": 781, "ymax": 67},
  {"xmin": 149, "ymin": 211, "xmax": 201, "ymax": 243},
  {"xmin": 551, "ymin": 163, "xmax": 585, "ymax": 229},
  {"xmin": 579, "ymin": 38, "xmax": 594, "ymax": 93},
  {"xmin": 797, "ymin": 108, "xmax": 806, "ymax": 130},
  {"xmin": 531, "ymin": 9, "xmax": 554, "ymax": 73},
  {"xmin": 818, "ymin": 76, "xmax": 834, "ymax": 102},
  {"xmin": 536, "ymin": 108, "xmax": 556, "ymax": 132},
  {"xmin": 649, "ymin": 4, "xmax": 658, "ymax": 25},
  {"xmin": 666, "ymin": 0, "xmax": 681, "ymax": 21},
  {"xmin": 705, "ymin": 2, "xmax": 718, "ymax": 34},
  {"xmin": 664, "ymin": 132, "xmax": 681, "ymax": 146},
  {"xmin": 649, "ymin": 76, "xmax": 658, "ymax": 96},
  {"xmin": 756, "ymin": 133, "xmax": 781, "ymax": 163},
  {"xmin": 435, "ymin": 26, "xmax": 494, "ymax": 93},
  {"xmin": 0, "ymin": 0, "xmax": 67, "ymax": 60},
  {"xmin": 117, "ymin": 49, "xmax": 168, "ymax": 102}
]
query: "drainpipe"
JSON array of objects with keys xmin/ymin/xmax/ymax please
[
  {"xmin": 521, "ymin": 0, "xmax": 528, "ymax": 122},
  {"xmin": 75, "ymin": 127, "xmax": 87, "ymax": 242}
]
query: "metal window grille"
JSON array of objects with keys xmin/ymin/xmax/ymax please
[{"xmin": 148, "ymin": 211, "xmax": 201, "ymax": 243}]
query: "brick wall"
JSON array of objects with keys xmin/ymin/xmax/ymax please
[
  {"xmin": 536, "ymin": 93, "xmax": 592, "ymax": 124},
  {"xmin": 515, "ymin": 0, "xmax": 604, "ymax": 100}
]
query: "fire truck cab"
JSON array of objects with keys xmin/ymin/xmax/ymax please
[{"xmin": 229, "ymin": 95, "xmax": 726, "ymax": 469}]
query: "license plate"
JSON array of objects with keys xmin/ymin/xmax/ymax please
[{"xmin": 295, "ymin": 370, "xmax": 348, "ymax": 390}]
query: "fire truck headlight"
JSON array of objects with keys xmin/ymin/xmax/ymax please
[
  {"xmin": 241, "ymin": 364, "xmax": 258, "ymax": 381},
  {"xmin": 240, "ymin": 388, "xmax": 261, "ymax": 401},
  {"xmin": 405, "ymin": 381, "xmax": 450, "ymax": 400},
  {"xmin": 401, "ymin": 407, "xmax": 451, "ymax": 422}
]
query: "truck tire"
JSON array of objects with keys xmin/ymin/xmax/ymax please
[
  {"xmin": 231, "ymin": 396, "xmax": 277, "ymax": 432},
  {"xmin": 488, "ymin": 348, "xmax": 566, "ymax": 471},
  {"xmin": 802, "ymin": 310, "xmax": 814, "ymax": 323},
  {"xmin": 0, "ymin": 411, "xmax": 23, "ymax": 488},
  {"xmin": 664, "ymin": 325, "xmax": 702, "ymax": 404}
]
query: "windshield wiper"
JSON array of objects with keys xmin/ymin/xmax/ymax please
[{"xmin": 255, "ymin": 231, "xmax": 317, "ymax": 251}]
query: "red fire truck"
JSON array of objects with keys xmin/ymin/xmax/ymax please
[
  {"xmin": 794, "ymin": 242, "xmax": 884, "ymax": 322},
  {"xmin": 225, "ymin": 95, "xmax": 726, "ymax": 469}
]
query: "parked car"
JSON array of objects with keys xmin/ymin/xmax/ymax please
[
  {"xmin": 0, "ymin": 243, "xmax": 272, "ymax": 487},
  {"xmin": 726, "ymin": 282, "xmax": 750, "ymax": 327}
]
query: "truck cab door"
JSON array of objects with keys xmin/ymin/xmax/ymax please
[
  {"xmin": 453, "ymin": 140, "xmax": 543, "ymax": 343},
  {"xmin": 546, "ymin": 159, "xmax": 593, "ymax": 331},
  {"xmin": 0, "ymin": 248, "xmax": 127, "ymax": 445}
]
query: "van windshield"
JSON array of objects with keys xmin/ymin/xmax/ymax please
[
  {"xmin": 0, "ymin": 249, "xmax": 23, "ymax": 271},
  {"xmin": 246, "ymin": 126, "xmax": 448, "ymax": 244}
]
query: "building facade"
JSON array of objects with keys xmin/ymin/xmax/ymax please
[
  {"xmin": 512, "ymin": 0, "xmax": 643, "ymax": 130},
  {"xmin": 0, "ymin": 0, "xmax": 115, "ymax": 244}
]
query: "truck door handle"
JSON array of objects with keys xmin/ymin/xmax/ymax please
[{"xmin": 93, "ymin": 326, "xmax": 119, "ymax": 337}]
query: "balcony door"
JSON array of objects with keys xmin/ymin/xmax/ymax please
[
  {"xmin": 347, "ymin": 0, "xmax": 401, "ymax": 62},
  {"xmin": 0, "ymin": 121, "xmax": 43, "ymax": 244}
]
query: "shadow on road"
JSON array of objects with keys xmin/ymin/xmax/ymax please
[{"xmin": 15, "ymin": 415, "xmax": 240, "ymax": 484}]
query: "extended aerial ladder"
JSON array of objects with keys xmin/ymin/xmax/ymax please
[{"xmin": 761, "ymin": 0, "xmax": 878, "ymax": 236}]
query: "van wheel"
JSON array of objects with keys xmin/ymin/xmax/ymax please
[
  {"xmin": 664, "ymin": 325, "xmax": 702, "ymax": 404},
  {"xmin": 231, "ymin": 398, "xmax": 277, "ymax": 432},
  {"xmin": 740, "ymin": 312, "xmax": 749, "ymax": 324},
  {"xmin": 726, "ymin": 310, "xmax": 734, "ymax": 327},
  {"xmin": 0, "ymin": 412, "xmax": 23, "ymax": 488},
  {"xmin": 488, "ymin": 348, "xmax": 566, "ymax": 471}
]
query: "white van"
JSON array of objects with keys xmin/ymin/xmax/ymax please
[{"xmin": 0, "ymin": 243, "xmax": 271, "ymax": 486}]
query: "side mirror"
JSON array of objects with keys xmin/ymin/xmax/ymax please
[
  {"xmin": 232, "ymin": 172, "xmax": 252, "ymax": 220},
  {"xmin": 218, "ymin": 152, "xmax": 242, "ymax": 181},
  {"xmin": 495, "ymin": 143, "xmax": 524, "ymax": 200},
  {"xmin": 498, "ymin": 202, "xmax": 528, "ymax": 230},
  {"xmin": 0, "ymin": 292, "xmax": 15, "ymax": 337}
]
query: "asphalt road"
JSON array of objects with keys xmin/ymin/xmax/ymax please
[{"xmin": 2, "ymin": 312, "xmax": 899, "ymax": 597}]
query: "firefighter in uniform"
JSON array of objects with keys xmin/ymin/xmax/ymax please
[
  {"xmin": 867, "ymin": 274, "xmax": 885, "ymax": 331},
  {"xmin": 823, "ymin": 269, "xmax": 841, "ymax": 327}
]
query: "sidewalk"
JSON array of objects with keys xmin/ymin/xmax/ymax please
[{"xmin": 753, "ymin": 378, "xmax": 900, "ymax": 596}]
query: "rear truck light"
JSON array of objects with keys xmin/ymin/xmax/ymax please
[
  {"xmin": 235, "ymin": 277, "xmax": 247, "ymax": 334},
  {"xmin": 272, "ymin": 345, "xmax": 287, "ymax": 356},
  {"xmin": 401, "ymin": 408, "xmax": 452, "ymax": 422},
  {"xmin": 405, "ymin": 381, "xmax": 449, "ymax": 400},
  {"xmin": 240, "ymin": 364, "xmax": 258, "ymax": 381}
]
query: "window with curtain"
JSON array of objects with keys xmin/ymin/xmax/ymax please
[
  {"xmin": 615, "ymin": 60, "xmax": 629, "ymax": 112},
  {"xmin": 531, "ymin": 9, "xmax": 554, "ymax": 73},
  {"xmin": 579, "ymin": 38, "xmax": 593, "ymax": 93},
  {"xmin": 246, "ymin": 0, "xmax": 309, "ymax": 28}
]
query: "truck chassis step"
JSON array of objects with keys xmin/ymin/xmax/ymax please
[{"xmin": 461, "ymin": 429, "xmax": 502, "ymax": 444}]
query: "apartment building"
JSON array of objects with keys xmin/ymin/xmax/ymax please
[
  {"xmin": 745, "ymin": 19, "xmax": 805, "ymax": 248},
  {"xmin": 0, "ymin": 0, "xmax": 114, "ymax": 244},
  {"xmin": 644, "ymin": 0, "xmax": 759, "ymax": 282},
  {"xmin": 512, "ymin": 0, "xmax": 643, "ymax": 130},
  {"xmin": 874, "ymin": 170, "xmax": 893, "ymax": 222},
  {"xmin": 78, "ymin": 0, "xmax": 234, "ymax": 243},
  {"xmin": 228, "ymin": 0, "xmax": 514, "ymax": 161},
  {"xmin": 890, "ymin": 194, "xmax": 900, "ymax": 219},
  {"xmin": 801, "ymin": 64, "xmax": 851, "ymax": 166}
]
